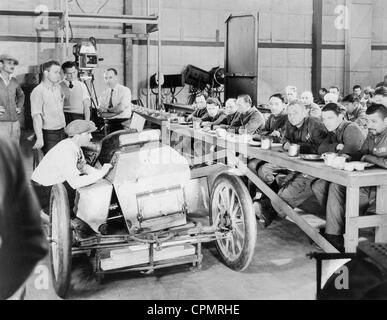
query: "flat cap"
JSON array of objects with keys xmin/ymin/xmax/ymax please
[
  {"xmin": 0, "ymin": 53, "xmax": 19, "ymax": 65},
  {"xmin": 65, "ymin": 120, "xmax": 97, "ymax": 137}
]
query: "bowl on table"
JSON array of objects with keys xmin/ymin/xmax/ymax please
[
  {"xmin": 330, "ymin": 156, "xmax": 347, "ymax": 170},
  {"xmin": 322, "ymin": 152, "xmax": 339, "ymax": 166}
]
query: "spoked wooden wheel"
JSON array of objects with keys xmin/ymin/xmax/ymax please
[
  {"xmin": 210, "ymin": 173, "xmax": 257, "ymax": 271},
  {"xmin": 49, "ymin": 184, "xmax": 72, "ymax": 298}
]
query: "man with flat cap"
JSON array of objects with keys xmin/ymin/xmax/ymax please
[
  {"xmin": 0, "ymin": 53, "xmax": 25, "ymax": 143},
  {"xmin": 32, "ymin": 120, "xmax": 112, "ymax": 237}
]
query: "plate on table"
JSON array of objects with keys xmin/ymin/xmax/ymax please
[
  {"xmin": 248, "ymin": 140, "xmax": 261, "ymax": 147},
  {"xmin": 300, "ymin": 154, "xmax": 323, "ymax": 161}
]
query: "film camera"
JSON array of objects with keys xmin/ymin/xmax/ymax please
[
  {"xmin": 72, "ymin": 37, "xmax": 104, "ymax": 126},
  {"xmin": 73, "ymin": 37, "xmax": 103, "ymax": 79}
]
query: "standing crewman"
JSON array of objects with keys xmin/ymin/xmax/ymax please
[
  {"xmin": 31, "ymin": 60, "xmax": 66, "ymax": 154},
  {"xmin": 60, "ymin": 61, "xmax": 91, "ymax": 125},
  {"xmin": 0, "ymin": 53, "xmax": 25, "ymax": 144}
]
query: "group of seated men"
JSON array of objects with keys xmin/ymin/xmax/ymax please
[{"xmin": 184, "ymin": 85, "xmax": 387, "ymax": 252}]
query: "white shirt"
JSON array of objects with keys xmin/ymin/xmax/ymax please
[
  {"xmin": 30, "ymin": 81, "xmax": 66, "ymax": 130},
  {"xmin": 32, "ymin": 138, "xmax": 83, "ymax": 187},
  {"xmin": 99, "ymin": 83, "xmax": 132, "ymax": 117},
  {"xmin": 63, "ymin": 80, "xmax": 90, "ymax": 100},
  {"xmin": 60, "ymin": 80, "xmax": 90, "ymax": 114}
]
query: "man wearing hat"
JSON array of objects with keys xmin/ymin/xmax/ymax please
[
  {"xmin": 32, "ymin": 120, "xmax": 112, "ymax": 236},
  {"xmin": 0, "ymin": 53, "xmax": 25, "ymax": 143}
]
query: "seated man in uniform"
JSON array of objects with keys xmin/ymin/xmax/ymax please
[
  {"xmin": 324, "ymin": 92, "xmax": 339, "ymax": 105},
  {"xmin": 353, "ymin": 85, "xmax": 363, "ymax": 99},
  {"xmin": 300, "ymin": 91, "xmax": 322, "ymax": 119},
  {"xmin": 361, "ymin": 86, "xmax": 375, "ymax": 107},
  {"xmin": 311, "ymin": 103, "xmax": 366, "ymax": 251},
  {"xmin": 228, "ymin": 94, "xmax": 265, "ymax": 134},
  {"xmin": 341, "ymin": 94, "xmax": 368, "ymax": 134},
  {"xmin": 213, "ymin": 98, "xmax": 239, "ymax": 128},
  {"xmin": 97, "ymin": 68, "xmax": 132, "ymax": 133},
  {"xmin": 193, "ymin": 97, "xmax": 226, "ymax": 163},
  {"xmin": 373, "ymin": 86, "xmax": 387, "ymax": 107},
  {"xmin": 285, "ymin": 85, "xmax": 298, "ymax": 104},
  {"xmin": 316, "ymin": 88, "xmax": 328, "ymax": 105},
  {"xmin": 254, "ymin": 93, "xmax": 287, "ymax": 143},
  {"xmin": 187, "ymin": 92, "xmax": 208, "ymax": 121},
  {"xmin": 32, "ymin": 120, "xmax": 112, "ymax": 237},
  {"xmin": 256, "ymin": 100, "xmax": 328, "ymax": 227},
  {"xmin": 172, "ymin": 92, "xmax": 209, "ymax": 156},
  {"xmin": 248, "ymin": 94, "xmax": 288, "ymax": 204},
  {"xmin": 200, "ymin": 97, "xmax": 226, "ymax": 125},
  {"xmin": 329, "ymin": 86, "xmax": 343, "ymax": 102},
  {"xmin": 312, "ymin": 104, "xmax": 387, "ymax": 251},
  {"xmin": 317, "ymin": 103, "xmax": 366, "ymax": 156}
]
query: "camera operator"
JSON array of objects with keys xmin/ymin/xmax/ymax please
[{"xmin": 60, "ymin": 61, "xmax": 91, "ymax": 125}]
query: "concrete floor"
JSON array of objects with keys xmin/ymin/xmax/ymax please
[
  {"xmin": 20, "ymin": 132, "xmax": 333, "ymax": 300},
  {"xmin": 24, "ymin": 220, "xmax": 322, "ymax": 300}
]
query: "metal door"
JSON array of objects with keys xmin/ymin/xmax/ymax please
[{"xmin": 225, "ymin": 14, "xmax": 259, "ymax": 106}]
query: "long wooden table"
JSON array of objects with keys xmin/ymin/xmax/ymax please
[
  {"xmin": 165, "ymin": 123, "xmax": 387, "ymax": 253},
  {"xmin": 164, "ymin": 103, "xmax": 195, "ymax": 114},
  {"xmin": 133, "ymin": 109, "xmax": 167, "ymax": 127}
]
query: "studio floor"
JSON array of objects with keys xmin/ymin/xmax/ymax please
[{"xmin": 25, "ymin": 219, "xmax": 321, "ymax": 300}]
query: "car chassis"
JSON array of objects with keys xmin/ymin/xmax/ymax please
[{"xmin": 46, "ymin": 129, "xmax": 257, "ymax": 298}]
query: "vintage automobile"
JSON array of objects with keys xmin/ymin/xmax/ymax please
[{"xmin": 46, "ymin": 129, "xmax": 257, "ymax": 298}]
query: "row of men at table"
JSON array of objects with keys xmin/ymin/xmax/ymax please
[
  {"xmin": 183, "ymin": 88, "xmax": 387, "ymax": 251},
  {"xmin": 0, "ymin": 55, "xmax": 131, "ymax": 154}
]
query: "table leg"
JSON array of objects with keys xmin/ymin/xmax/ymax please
[
  {"xmin": 375, "ymin": 185, "xmax": 387, "ymax": 243},
  {"xmin": 345, "ymin": 187, "xmax": 360, "ymax": 252}
]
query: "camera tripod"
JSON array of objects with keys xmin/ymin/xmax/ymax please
[{"xmin": 80, "ymin": 70, "xmax": 105, "ymax": 131}]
